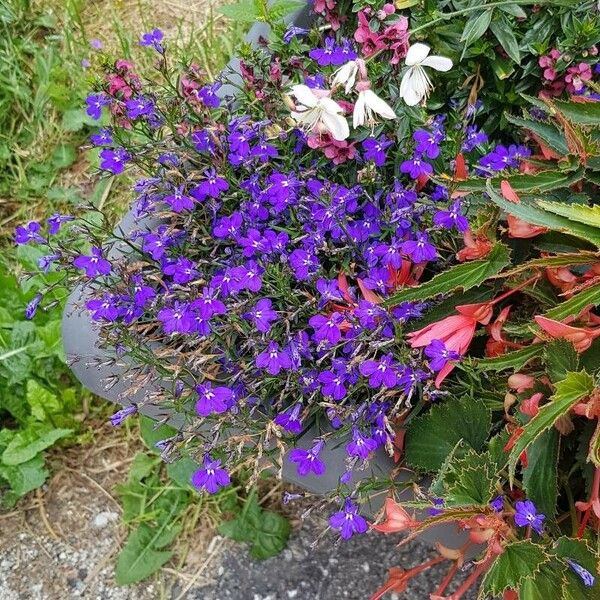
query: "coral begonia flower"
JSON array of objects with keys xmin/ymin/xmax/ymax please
[
  {"xmin": 371, "ymin": 498, "xmax": 419, "ymax": 533},
  {"xmin": 535, "ymin": 316, "xmax": 600, "ymax": 352},
  {"xmin": 407, "ymin": 314, "xmax": 477, "ymax": 387},
  {"xmin": 507, "ymin": 214, "xmax": 548, "ymax": 238},
  {"xmin": 456, "ymin": 229, "xmax": 492, "ymax": 262}
]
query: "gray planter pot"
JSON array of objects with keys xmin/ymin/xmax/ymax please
[{"xmin": 62, "ymin": 3, "xmax": 471, "ymax": 551}]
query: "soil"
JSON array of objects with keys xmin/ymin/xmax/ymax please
[{"xmin": 0, "ymin": 421, "xmax": 477, "ymax": 600}]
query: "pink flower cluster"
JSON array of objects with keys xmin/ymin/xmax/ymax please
[
  {"xmin": 307, "ymin": 133, "xmax": 357, "ymax": 165},
  {"xmin": 313, "ymin": 0, "xmax": 341, "ymax": 31},
  {"xmin": 539, "ymin": 48, "xmax": 597, "ymax": 96},
  {"xmin": 354, "ymin": 6, "xmax": 409, "ymax": 65}
]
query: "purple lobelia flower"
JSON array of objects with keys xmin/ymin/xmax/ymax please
[
  {"xmin": 73, "ymin": 247, "xmax": 111, "ymax": 277},
  {"xmin": 139, "ymin": 28, "xmax": 164, "ymax": 53},
  {"xmin": 90, "ymin": 128, "xmax": 113, "ymax": 146},
  {"xmin": 195, "ymin": 382, "xmax": 233, "ymax": 416},
  {"xmin": 191, "ymin": 457, "xmax": 230, "ymax": 494},
  {"xmin": 15, "ymin": 221, "xmax": 45, "ymax": 245},
  {"xmin": 85, "ymin": 93, "xmax": 110, "ymax": 119},
  {"xmin": 359, "ymin": 353, "xmax": 399, "ymax": 389},
  {"xmin": 329, "ymin": 498, "xmax": 368, "ymax": 539},
  {"xmin": 433, "ymin": 200, "xmax": 468, "ymax": 232},
  {"xmin": 318, "ymin": 359, "xmax": 351, "ymax": 400},
  {"xmin": 288, "ymin": 440, "xmax": 326, "ymax": 476},
  {"xmin": 346, "ymin": 428, "xmax": 378, "ymax": 459},
  {"xmin": 566, "ymin": 560, "xmax": 595, "ymax": 587},
  {"xmin": 400, "ymin": 155, "xmax": 433, "ymax": 179},
  {"xmin": 490, "ymin": 496, "xmax": 504, "ymax": 513},
  {"xmin": 256, "ymin": 341, "xmax": 292, "ymax": 375},
  {"xmin": 289, "ymin": 248, "xmax": 320, "ymax": 280},
  {"xmin": 191, "ymin": 129, "xmax": 215, "ymax": 153},
  {"xmin": 38, "ymin": 253, "xmax": 61, "ymax": 273},
  {"xmin": 213, "ymin": 212, "xmax": 243, "ymax": 239},
  {"xmin": 274, "ymin": 404, "xmax": 303, "ymax": 434},
  {"xmin": 462, "ymin": 125, "xmax": 488, "ymax": 152},
  {"xmin": 157, "ymin": 301, "xmax": 194, "ymax": 334},
  {"xmin": 478, "ymin": 144, "xmax": 531, "ymax": 174},
  {"xmin": 164, "ymin": 187, "xmax": 194, "ymax": 212},
  {"xmin": 424, "ymin": 339, "xmax": 461, "ymax": 372},
  {"xmin": 47, "ymin": 213, "xmax": 74, "ymax": 235},
  {"xmin": 309, "ymin": 312, "xmax": 344, "ymax": 345},
  {"xmin": 309, "ymin": 37, "xmax": 340, "ymax": 66},
  {"xmin": 110, "ymin": 404, "xmax": 137, "ymax": 426},
  {"xmin": 283, "ymin": 24, "xmax": 308, "ymax": 44},
  {"xmin": 126, "ymin": 95, "xmax": 155, "ymax": 119},
  {"xmin": 198, "ymin": 83, "xmax": 221, "ymax": 108},
  {"xmin": 141, "ymin": 226, "xmax": 175, "ymax": 260},
  {"xmin": 401, "ymin": 231, "xmax": 437, "ymax": 263},
  {"xmin": 231, "ymin": 260, "xmax": 263, "ymax": 293},
  {"xmin": 427, "ymin": 497, "xmax": 445, "ymax": 516},
  {"xmin": 513, "ymin": 500, "xmax": 545, "ymax": 534},
  {"xmin": 163, "ymin": 256, "xmax": 199, "ymax": 284},
  {"xmin": 25, "ymin": 293, "xmax": 43, "ymax": 320},
  {"xmin": 192, "ymin": 287, "xmax": 226, "ymax": 319},
  {"xmin": 99, "ymin": 148, "xmax": 130, "ymax": 174},
  {"xmin": 413, "ymin": 129, "xmax": 441, "ymax": 159},
  {"xmin": 354, "ymin": 300, "xmax": 386, "ymax": 330},
  {"xmin": 191, "ymin": 168, "xmax": 229, "ymax": 200},
  {"xmin": 362, "ymin": 136, "xmax": 393, "ymax": 167},
  {"xmin": 316, "ymin": 278, "xmax": 344, "ymax": 308},
  {"xmin": 243, "ymin": 298, "xmax": 278, "ymax": 333},
  {"xmin": 86, "ymin": 293, "xmax": 123, "ymax": 321},
  {"xmin": 397, "ymin": 366, "xmax": 428, "ymax": 395}
]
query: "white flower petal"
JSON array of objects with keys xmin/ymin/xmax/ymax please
[
  {"xmin": 332, "ymin": 61, "xmax": 358, "ymax": 93},
  {"xmin": 421, "ymin": 55, "xmax": 453, "ymax": 72},
  {"xmin": 291, "ymin": 84, "xmax": 318, "ymax": 108},
  {"xmin": 364, "ymin": 90, "xmax": 396, "ymax": 120},
  {"xmin": 319, "ymin": 97, "xmax": 345, "ymax": 115},
  {"xmin": 322, "ymin": 111, "xmax": 350, "ymax": 141},
  {"xmin": 400, "ymin": 70, "xmax": 423, "ymax": 106},
  {"xmin": 405, "ymin": 43, "xmax": 431, "ymax": 66},
  {"xmin": 353, "ymin": 93, "xmax": 366, "ymax": 129}
]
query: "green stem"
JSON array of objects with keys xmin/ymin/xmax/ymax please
[{"xmin": 410, "ymin": 1, "xmax": 548, "ymax": 35}]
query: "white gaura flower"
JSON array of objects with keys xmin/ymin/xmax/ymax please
[
  {"xmin": 352, "ymin": 82, "xmax": 397, "ymax": 129},
  {"xmin": 331, "ymin": 60, "xmax": 359, "ymax": 94},
  {"xmin": 289, "ymin": 84, "xmax": 349, "ymax": 141},
  {"xmin": 400, "ymin": 43, "xmax": 453, "ymax": 106}
]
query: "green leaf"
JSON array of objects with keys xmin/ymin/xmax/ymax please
[
  {"xmin": 218, "ymin": 490, "xmax": 290, "ymax": 560},
  {"xmin": 443, "ymin": 450, "xmax": 497, "ymax": 506},
  {"xmin": 505, "ymin": 114, "xmax": 568, "ymax": 155},
  {"xmin": 490, "ymin": 17, "xmax": 521, "ymax": 64},
  {"xmin": 481, "ymin": 540, "xmax": 550, "ymax": 596},
  {"xmin": 459, "ymin": 169, "xmax": 584, "ymax": 194},
  {"xmin": 2, "ymin": 425, "xmax": 73, "ymax": 465},
  {"xmin": 51, "ymin": 143, "xmax": 76, "ymax": 169},
  {"xmin": 522, "ymin": 429, "xmax": 559, "ymax": 517},
  {"xmin": 537, "ymin": 201, "xmax": 600, "ymax": 229},
  {"xmin": 61, "ymin": 108, "xmax": 98, "ymax": 132},
  {"xmin": 0, "ymin": 453, "xmax": 48, "ymax": 506},
  {"xmin": 26, "ymin": 380, "xmax": 61, "ymax": 421},
  {"xmin": 460, "ymin": 10, "xmax": 493, "ymax": 51},
  {"xmin": 473, "ymin": 344, "xmax": 544, "ymax": 372},
  {"xmin": 553, "ymin": 537, "xmax": 600, "ymax": 599},
  {"xmin": 544, "ymin": 340, "xmax": 579, "ymax": 383},
  {"xmin": 115, "ymin": 523, "xmax": 178, "ymax": 585},
  {"xmin": 405, "ymin": 397, "xmax": 491, "ymax": 471},
  {"xmin": 519, "ymin": 562, "xmax": 567, "ymax": 600},
  {"xmin": 555, "ymin": 100, "xmax": 600, "ymax": 126},
  {"xmin": 219, "ymin": 1, "xmax": 259, "ymax": 21},
  {"xmin": 383, "ymin": 244, "xmax": 510, "ymax": 306},
  {"xmin": 542, "ymin": 284, "xmax": 600, "ymax": 321},
  {"xmin": 485, "ymin": 181, "xmax": 600, "ymax": 246},
  {"xmin": 166, "ymin": 456, "xmax": 200, "ymax": 489},
  {"xmin": 139, "ymin": 415, "xmax": 177, "ymax": 453},
  {"xmin": 508, "ymin": 371, "xmax": 595, "ymax": 482}
]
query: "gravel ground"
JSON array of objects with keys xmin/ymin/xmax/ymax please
[{"xmin": 184, "ymin": 515, "xmax": 478, "ymax": 600}]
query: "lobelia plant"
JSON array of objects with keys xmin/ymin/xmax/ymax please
[{"xmin": 13, "ymin": 0, "xmax": 600, "ymax": 597}]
